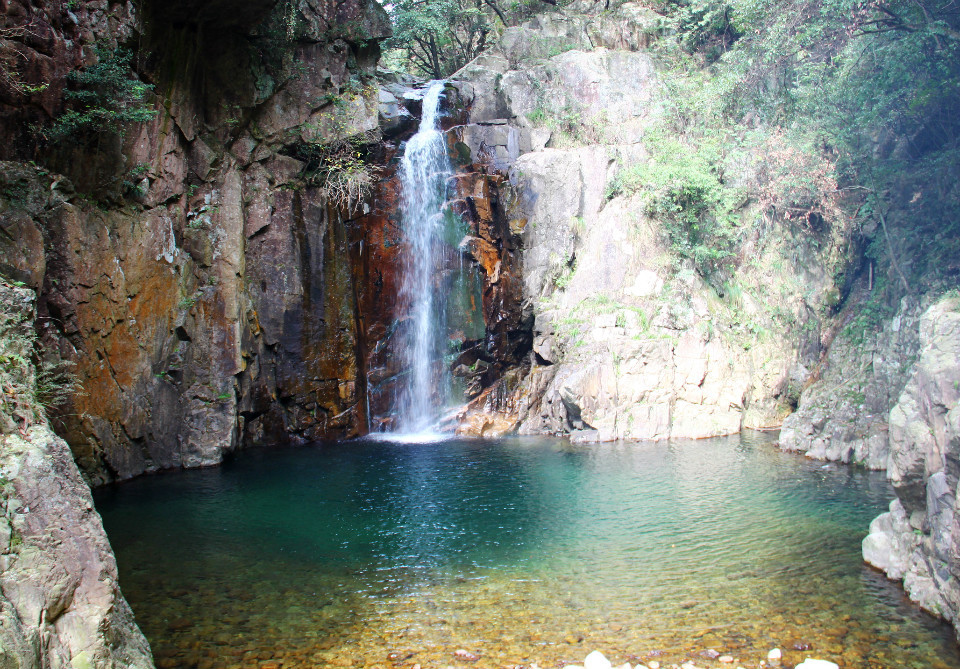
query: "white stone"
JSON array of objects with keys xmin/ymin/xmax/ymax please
[
  {"xmin": 625, "ymin": 269, "xmax": 663, "ymax": 297},
  {"xmin": 795, "ymin": 661, "xmax": 839, "ymax": 669},
  {"xmin": 645, "ymin": 663, "xmax": 660, "ymax": 669},
  {"xmin": 767, "ymin": 649, "xmax": 782, "ymax": 660},
  {"xmin": 584, "ymin": 651, "xmax": 613, "ymax": 669},
  {"xmin": 595, "ymin": 313, "xmax": 618, "ymax": 328},
  {"xmin": 531, "ymin": 128, "xmax": 551, "ymax": 151}
]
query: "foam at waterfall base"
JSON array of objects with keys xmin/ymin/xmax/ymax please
[{"xmin": 365, "ymin": 430, "xmax": 451, "ymax": 444}]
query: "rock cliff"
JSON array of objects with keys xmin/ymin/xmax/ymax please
[
  {"xmin": 779, "ymin": 291, "xmax": 924, "ymax": 469},
  {"xmin": 447, "ymin": 2, "xmax": 852, "ymax": 441},
  {"xmin": 0, "ymin": 282, "xmax": 154, "ymax": 669},
  {"xmin": 1, "ymin": 0, "xmax": 392, "ymax": 484},
  {"xmin": 862, "ymin": 295, "xmax": 960, "ymax": 633}
]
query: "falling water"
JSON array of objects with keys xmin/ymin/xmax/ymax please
[{"xmin": 396, "ymin": 81, "xmax": 453, "ymax": 433}]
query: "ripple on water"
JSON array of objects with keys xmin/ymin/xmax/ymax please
[{"xmin": 95, "ymin": 432, "xmax": 960, "ymax": 669}]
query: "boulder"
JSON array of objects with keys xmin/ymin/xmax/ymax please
[
  {"xmin": 0, "ymin": 424, "xmax": 154, "ymax": 669},
  {"xmin": 584, "ymin": 650, "xmax": 613, "ymax": 669},
  {"xmin": 780, "ymin": 296, "xmax": 922, "ymax": 469}
]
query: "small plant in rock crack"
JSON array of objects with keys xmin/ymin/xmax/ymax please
[
  {"xmin": 0, "ymin": 310, "xmax": 81, "ymax": 432},
  {"xmin": 121, "ymin": 162, "xmax": 149, "ymax": 198},
  {"xmin": 295, "ymin": 130, "xmax": 381, "ymax": 213}
]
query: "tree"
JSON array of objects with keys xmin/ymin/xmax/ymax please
[{"xmin": 385, "ymin": 0, "xmax": 496, "ymax": 78}]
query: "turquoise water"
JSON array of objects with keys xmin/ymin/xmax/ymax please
[{"xmin": 95, "ymin": 432, "xmax": 960, "ymax": 669}]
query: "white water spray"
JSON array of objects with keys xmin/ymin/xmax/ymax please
[{"xmin": 396, "ymin": 81, "xmax": 453, "ymax": 433}]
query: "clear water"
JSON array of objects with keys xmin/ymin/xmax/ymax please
[
  {"xmin": 397, "ymin": 81, "xmax": 456, "ymax": 433},
  {"xmin": 95, "ymin": 432, "xmax": 960, "ymax": 669}
]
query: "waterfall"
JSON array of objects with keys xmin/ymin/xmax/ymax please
[{"xmin": 396, "ymin": 81, "xmax": 453, "ymax": 433}]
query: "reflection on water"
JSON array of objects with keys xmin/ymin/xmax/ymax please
[{"xmin": 95, "ymin": 432, "xmax": 960, "ymax": 669}]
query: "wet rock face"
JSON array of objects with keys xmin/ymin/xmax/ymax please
[
  {"xmin": 0, "ymin": 0, "xmax": 390, "ymax": 483},
  {"xmin": 862, "ymin": 296, "xmax": 960, "ymax": 633},
  {"xmin": 357, "ymin": 82, "xmax": 531, "ymax": 430}
]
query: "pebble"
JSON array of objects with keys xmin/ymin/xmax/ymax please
[
  {"xmin": 453, "ymin": 649, "xmax": 480, "ymax": 661},
  {"xmin": 718, "ymin": 656, "xmax": 734, "ymax": 663},
  {"xmin": 584, "ymin": 650, "xmax": 613, "ymax": 669},
  {"xmin": 795, "ymin": 661, "xmax": 839, "ymax": 669},
  {"xmin": 767, "ymin": 648, "xmax": 782, "ymax": 665},
  {"xmin": 646, "ymin": 663, "xmax": 660, "ymax": 669}
]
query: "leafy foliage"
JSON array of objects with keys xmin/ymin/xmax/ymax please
[
  {"xmin": 609, "ymin": 132, "xmax": 742, "ymax": 275},
  {"xmin": 40, "ymin": 47, "xmax": 156, "ymax": 142},
  {"xmin": 383, "ymin": 0, "xmax": 573, "ymax": 76},
  {"xmin": 645, "ymin": 0, "xmax": 960, "ymax": 291},
  {"xmin": 659, "ymin": 0, "xmax": 742, "ymax": 61},
  {"xmin": 385, "ymin": 0, "xmax": 496, "ymax": 77}
]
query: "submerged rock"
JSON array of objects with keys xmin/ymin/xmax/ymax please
[
  {"xmin": 795, "ymin": 660, "xmax": 839, "ymax": 669},
  {"xmin": 583, "ymin": 650, "xmax": 613, "ymax": 669}
]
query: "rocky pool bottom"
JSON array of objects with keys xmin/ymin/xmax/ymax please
[{"xmin": 94, "ymin": 433, "xmax": 960, "ymax": 669}]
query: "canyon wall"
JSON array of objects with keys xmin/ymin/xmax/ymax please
[
  {"xmin": 1, "ymin": 0, "xmax": 393, "ymax": 484},
  {"xmin": 442, "ymin": 4, "xmax": 960, "ymax": 634},
  {"xmin": 1, "ymin": 0, "xmax": 523, "ymax": 480},
  {"xmin": 3, "ymin": 0, "xmax": 959, "ymax": 647}
]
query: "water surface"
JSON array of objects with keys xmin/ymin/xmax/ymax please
[{"xmin": 95, "ymin": 432, "xmax": 960, "ymax": 669}]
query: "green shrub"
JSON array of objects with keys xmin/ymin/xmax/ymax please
[
  {"xmin": 0, "ymin": 293, "xmax": 80, "ymax": 432},
  {"xmin": 41, "ymin": 47, "xmax": 157, "ymax": 142},
  {"xmin": 611, "ymin": 132, "xmax": 741, "ymax": 276}
]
